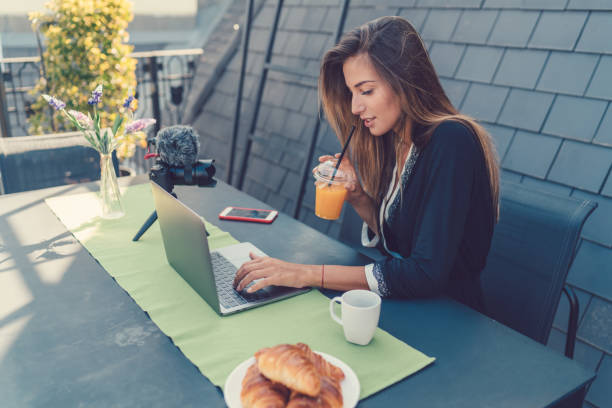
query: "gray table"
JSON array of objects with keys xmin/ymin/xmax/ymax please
[{"xmin": 0, "ymin": 176, "xmax": 594, "ymax": 407}]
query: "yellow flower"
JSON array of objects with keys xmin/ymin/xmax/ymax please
[{"xmin": 27, "ymin": 0, "xmax": 137, "ymax": 153}]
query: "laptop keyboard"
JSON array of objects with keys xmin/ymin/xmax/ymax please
[{"xmin": 210, "ymin": 252, "xmax": 268, "ymax": 309}]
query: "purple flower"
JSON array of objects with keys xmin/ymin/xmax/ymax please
[
  {"xmin": 42, "ymin": 94, "xmax": 66, "ymax": 110},
  {"xmin": 68, "ymin": 110, "xmax": 93, "ymax": 128},
  {"xmin": 123, "ymin": 92, "xmax": 135, "ymax": 109},
  {"xmin": 125, "ymin": 118, "xmax": 156, "ymax": 134},
  {"xmin": 88, "ymin": 84, "xmax": 103, "ymax": 105}
]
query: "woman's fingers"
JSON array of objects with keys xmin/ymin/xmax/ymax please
[
  {"xmin": 249, "ymin": 251, "xmax": 261, "ymax": 260},
  {"xmin": 233, "ymin": 260, "xmax": 256, "ymax": 287},
  {"xmin": 234, "ymin": 256, "xmax": 279, "ymax": 291},
  {"xmin": 246, "ymin": 277, "xmax": 272, "ymax": 293},
  {"xmin": 235, "ymin": 267, "xmax": 267, "ymax": 291},
  {"xmin": 234, "ymin": 253, "xmax": 266, "ymax": 283},
  {"xmin": 236, "ymin": 257, "xmax": 305, "ymax": 291},
  {"xmin": 318, "ymin": 154, "xmax": 336, "ymax": 162}
]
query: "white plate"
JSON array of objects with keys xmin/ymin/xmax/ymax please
[{"xmin": 224, "ymin": 351, "xmax": 360, "ymax": 408}]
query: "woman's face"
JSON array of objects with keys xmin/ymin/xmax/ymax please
[{"xmin": 342, "ymin": 53, "xmax": 402, "ymax": 136}]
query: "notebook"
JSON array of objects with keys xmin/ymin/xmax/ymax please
[{"xmin": 150, "ymin": 181, "xmax": 309, "ymax": 315}]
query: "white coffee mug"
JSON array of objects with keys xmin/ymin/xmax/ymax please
[{"xmin": 329, "ymin": 289, "xmax": 381, "ymax": 345}]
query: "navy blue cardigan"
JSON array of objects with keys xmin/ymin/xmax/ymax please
[{"xmin": 367, "ymin": 120, "xmax": 495, "ymax": 311}]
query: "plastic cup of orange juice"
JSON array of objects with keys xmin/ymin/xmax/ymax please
[{"xmin": 313, "ymin": 160, "xmax": 351, "ymax": 220}]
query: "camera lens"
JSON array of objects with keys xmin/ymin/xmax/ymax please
[{"xmin": 168, "ymin": 159, "xmax": 216, "ymax": 187}]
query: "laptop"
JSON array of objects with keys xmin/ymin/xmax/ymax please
[{"xmin": 150, "ymin": 181, "xmax": 309, "ymax": 315}]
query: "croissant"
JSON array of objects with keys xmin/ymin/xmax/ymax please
[
  {"xmin": 286, "ymin": 376, "xmax": 343, "ymax": 408},
  {"xmin": 240, "ymin": 363, "xmax": 290, "ymax": 408},
  {"xmin": 256, "ymin": 344, "xmax": 321, "ymax": 397},
  {"xmin": 295, "ymin": 343, "xmax": 345, "ymax": 382}
]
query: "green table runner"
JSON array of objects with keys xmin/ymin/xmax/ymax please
[{"xmin": 46, "ymin": 183, "xmax": 434, "ymax": 399}]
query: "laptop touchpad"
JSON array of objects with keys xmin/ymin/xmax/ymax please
[{"xmin": 240, "ymin": 281, "xmax": 290, "ymax": 300}]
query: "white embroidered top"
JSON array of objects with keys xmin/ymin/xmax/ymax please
[{"xmin": 363, "ymin": 144, "xmax": 419, "ymax": 296}]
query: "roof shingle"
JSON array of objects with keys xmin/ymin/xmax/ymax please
[
  {"xmin": 455, "ymin": 45, "xmax": 504, "ymax": 83},
  {"xmin": 576, "ymin": 12, "xmax": 612, "ymax": 54},
  {"xmin": 579, "ymin": 298, "xmax": 612, "ymax": 355},
  {"xmin": 416, "ymin": 0, "xmax": 482, "ymax": 7},
  {"xmin": 484, "ymin": 123, "xmax": 515, "ymax": 159},
  {"xmin": 420, "ymin": 9, "xmax": 462, "ymax": 41},
  {"xmin": 497, "ymin": 89, "xmax": 554, "ymax": 132},
  {"xmin": 536, "ymin": 52, "xmax": 599, "ymax": 96},
  {"xmin": 493, "ymin": 48, "xmax": 548, "ymax": 89},
  {"xmin": 460, "ymin": 83, "xmax": 509, "ymax": 122},
  {"xmin": 453, "ymin": 9, "xmax": 498, "ymax": 44},
  {"xmin": 429, "ymin": 42, "xmax": 466, "ymax": 77},
  {"xmin": 594, "ymin": 104, "xmax": 612, "ymax": 147},
  {"xmin": 568, "ymin": 240, "xmax": 612, "ymax": 299},
  {"xmin": 542, "ymin": 95, "xmax": 608, "ymax": 142},
  {"xmin": 398, "ymin": 8, "xmax": 430, "ymax": 31},
  {"xmin": 528, "ymin": 11, "xmax": 588, "ymax": 51},
  {"xmin": 568, "ymin": 0, "xmax": 612, "ymax": 11},
  {"xmin": 487, "ymin": 10, "xmax": 539, "ymax": 47},
  {"xmin": 440, "ymin": 78, "xmax": 470, "ymax": 108},
  {"xmin": 502, "ymin": 130, "xmax": 560, "ymax": 178},
  {"xmin": 548, "ymin": 140, "xmax": 612, "ymax": 192},
  {"xmin": 586, "ymin": 56, "xmax": 612, "ymax": 100}
]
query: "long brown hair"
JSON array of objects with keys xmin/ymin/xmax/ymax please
[{"xmin": 319, "ymin": 16, "xmax": 499, "ymax": 219}]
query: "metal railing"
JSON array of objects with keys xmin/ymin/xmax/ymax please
[
  {"xmin": 0, "ymin": 48, "xmax": 203, "ymax": 174},
  {"xmin": 0, "ymin": 48, "xmax": 203, "ymax": 137},
  {"xmin": 0, "ymin": 56, "xmax": 41, "ymax": 138},
  {"xmin": 129, "ymin": 48, "xmax": 204, "ymax": 134}
]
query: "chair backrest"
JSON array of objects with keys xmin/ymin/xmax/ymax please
[
  {"xmin": 0, "ymin": 132, "xmax": 103, "ymax": 194},
  {"xmin": 481, "ymin": 181, "xmax": 596, "ymax": 344}
]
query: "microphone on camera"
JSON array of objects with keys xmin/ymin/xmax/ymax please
[
  {"xmin": 133, "ymin": 125, "xmax": 215, "ymax": 243},
  {"xmin": 155, "ymin": 125, "xmax": 200, "ymax": 167}
]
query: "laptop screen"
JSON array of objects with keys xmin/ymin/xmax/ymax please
[{"xmin": 150, "ymin": 181, "xmax": 221, "ymax": 314}]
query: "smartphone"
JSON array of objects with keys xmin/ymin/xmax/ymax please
[{"xmin": 218, "ymin": 206, "xmax": 278, "ymax": 223}]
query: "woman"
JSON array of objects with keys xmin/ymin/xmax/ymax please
[{"xmin": 233, "ymin": 16, "xmax": 499, "ymax": 310}]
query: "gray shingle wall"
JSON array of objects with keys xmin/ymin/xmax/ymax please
[
  {"xmin": 189, "ymin": 2, "xmax": 612, "ymax": 406},
  {"xmin": 493, "ymin": 48, "xmax": 548, "ymax": 88},
  {"xmin": 453, "ymin": 9, "xmax": 499, "ymax": 43},
  {"xmin": 416, "ymin": 2, "xmax": 612, "ymax": 406},
  {"xmin": 528, "ymin": 11, "xmax": 587, "ymax": 50},
  {"xmin": 595, "ymin": 104, "xmax": 612, "ymax": 146}
]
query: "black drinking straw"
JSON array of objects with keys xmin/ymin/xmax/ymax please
[{"xmin": 328, "ymin": 125, "xmax": 356, "ymax": 185}]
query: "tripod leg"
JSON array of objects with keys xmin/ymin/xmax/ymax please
[{"xmin": 132, "ymin": 211, "xmax": 158, "ymax": 241}]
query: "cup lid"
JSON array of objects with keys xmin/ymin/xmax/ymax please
[{"xmin": 313, "ymin": 160, "xmax": 350, "ymax": 184}]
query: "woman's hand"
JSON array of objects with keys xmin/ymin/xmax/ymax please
[
  {"xmin": 315, "ymin": 154, "xmax": 367, "ymax": 205},
  {"xmin": 315, "ymin": 154, "xmax": 379, "ymax": 235},
  {"xmin": 233, "ymin": 253, "xmax": 316, "ymax": 293}
]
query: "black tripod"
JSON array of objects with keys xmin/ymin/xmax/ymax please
[
  {"xmin": 132, "ymin": 159, "xmax": 217, "ymax": 242},
  {"xmin": 132, "ymin": 197, "xmax": 178, "ymax": 242},
  {"xmin": 132, "ymin": 171, "xmax": 176, "ymax": 242}
]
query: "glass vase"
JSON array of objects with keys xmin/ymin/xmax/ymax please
[{"xmin": 99, "ymin": 152, "xmax": 125, "ymax": 219}]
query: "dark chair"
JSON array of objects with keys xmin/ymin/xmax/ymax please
[
  {"xmin": 0, "ymin": 132, "xmax": 114, "ymax": 194},
  {"xmin": 339, "ymin": 180, "xmax": 596, "ymax": 359},
  {"xmin": 481, "ymin": 181, "xmax": 596, "ymax": 358}
]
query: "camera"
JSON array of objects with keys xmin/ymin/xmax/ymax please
[
  {"xmin": 133, "ymin": 125, "xmax": 217, "ymax": 242},
  {"xmin": 149, "ymin": 159, "xmax": 217, "ymax": 192},
  {"xmin": 145, "ymin": 124, "xmax": 217, "ymax": 192}
]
